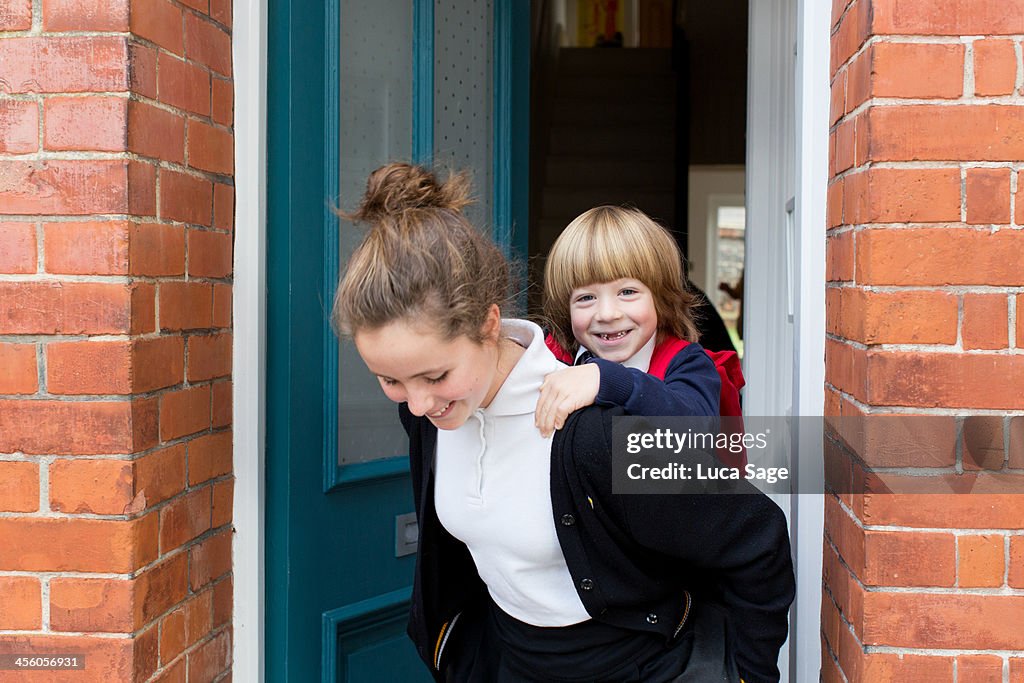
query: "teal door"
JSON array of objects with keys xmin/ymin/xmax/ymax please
[{"xmin": 266, "ymin": 0, "xmax": 527, "ymax": 680}]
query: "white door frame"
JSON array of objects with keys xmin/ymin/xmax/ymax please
[
  {"xmin": 746, "ymin": 0, "xmax": 828, "ymax": 681},
  {"xmin": 232, "ymin": 0, "xmax": 267, "ymax": 679}
]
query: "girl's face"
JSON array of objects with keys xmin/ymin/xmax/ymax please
[
  {"xmin": 354, "ymin": 307, "xmax": 503, "ymax": 430},
  {"xmin": 569, "ymin": 278, "xmax": 658, "ymax": 363}
]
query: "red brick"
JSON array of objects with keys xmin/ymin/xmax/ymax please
[
  {"xmin": 0, "ymin": 36, "xmax": 127, "ymax": 94},
  {"xmin": 0, "ymin": 100, "xmax": 38, "ymax": 154},
  {"xmin": 130, "ymin": 0, "xmax": 183, "ymax": 54},
  {"xmin": 832, "ymin": 289, "xmax": 958, "ymax": 345},
  {"xmin": 857, "ymin": 229, "xmax": 1024, "ymax": 286},
  {"xmin": 178, "ymin": 0, "xmax": 207, "ymax": 12},
  {"xmin": 210, "ymin": 0, "xmax": 230, "ymax": 28},
  {"xmin": 963, "ymin": 294, "xmax": 1009, "ymax": 350},
  {"xmin": 962, "ymin": 415, "xmax": 1005, "ymax": 471},
  {"xmin": 0, "ymin": 222, "xmax": 36, "ymax": 273},
  {"xmin": 0, "ymin": 343, "xmax": 38, "ymax": 395},
  {"xmin": 189, "ymin": 529, "xmax": 231, "ymax": 590},
  {"xmin": 1018, "ymin": 294, "xmax": 1024, "ymax": 348},
  {"xmin": 1012, "ymin": 658, "xmax": 1024, "ymax": 683},
  {"xmin": 184, "ymin": 13, "xmax": 231, "ymax": 76},
  {"xmin": 211, "ymin": 380, "xmax": 231, "ymax": 427},
  {"xmin": 160, "ymin": 608, "xmax": 186, "ymax": 663},
  {"xmin": 0, "ymin": 461, "xmax": 39, "ymax": 512},
  {"xmin": 825, "ymin": 338, "xmax": 868, "ymax": 403},
  {"xmin": 872, "ymin": 0, "xmax": 1024, "ymax": 35},
  {"xmin": 132, "ymin": 282, "xmax": 157, "ymax": 335},
  {"xmin": 1010, "ymin": 416, "xmax": 1024, "ymax": 469},
  {"xmin": 867, "ymin": 105, "xmax": 1024, "ymax": 162},
  {"xmin": 0, "ymin": 160, "xmax": 132, "ymax": 215},
  {"xmin": 1011, "ymin": 537, "xmax": 1024, "ymax": 588},
  {"xmin": 127, "ymin": 99, "xmax": 185, "ymax": 164},
  {"xmin": 974, "ymin": 39, "xmax": 1017, "ymax": 96},
  {"xmin": 44, "ymin": 221, "xmax": 130, "ymax": 275},
  {"xmin": 213, "ymin": 183, "xmax": 234, "ymax": 231},
  {"xmin": 135, "ymin": 444, "xmax": 187, "ymax": 508},
  {"xmin": 0, "ymin": 398, "xmax": 155, "ymax": 455},
  {"xmin": 184, "ymin": 589, "xmax": 213, "ymax": 648},
  {"xmin": 188, "ymin": 229, "xmax": 232, "ymax": 279},
  {"xmin": 129, "ymin": 222, "xmax": 185, "ymax": 276},
  {"xmin": 49, "ymin": 576, "xmax": 134, "ymax": 632},
  {"xmin": 843, "ymin": 168, "xmax": 961, "ymax": 224},
  {"xmin": 0, "ymin": 577, "xmax": 41, "ymax": 630},
  {"xmin": 830, "ymin": 69, "xmax": 846, "ymax": 127},
  {"xmin": 958, "ymin": 534, "xmax": 1005, "ymax": 588},
  {"xmin": 129, "ymin": 159, "xmax": 158, "ymax": 217},
  {"xmin": 826, "ymin": 231, "xmax": 853, "ymax": 281},
  {"xmin": 0, "ymin": 514, "xmax": 157, "ymax": 572},
  {"xmin": 44, "ymin": 96, "xmax": 126, "ymax": 152},
  {"xmin": 212, "ymin": 77, "xmax": 233, "ymax": 126},
  {"xmin": 834, "ymin": 118, "xmax": 855, "ymax": 174},
  {"xmin": 966, "ymin": 167, "xmax": 1012, "ymax": 224},
  {"xmin": 0, "ymin": 0, "xmax": 31, "ymax": 29},
  {"xmin": 957, "ymin": 655, "xmax": 1004, "ymax": 683},
  {"xmin": 831, "ymin": 0, "xmax": 869, "ymax": 75},
  {"xmin": 187, "ymin": 628, "xmax": 230, "ymax": 683},
  {"xmin": 136, "ymin": 553, "xmax": 189, "ymax": 623},
  {"xmin": 0, "ymin": 635, "xmax": 137, "ymax": 681},
  {"xmin": 49, "ymin": 458, "xmax": 133, "ymax": 514},
  {"xmin": 47, "ymin": 340, "xmax": 131, "ymax": 395},
  {"xmin": 159, "ymin": 486, "xmax": 211, "ymax": 551},
  {"xmin": 212, "ymin": 576, "xmax": 231, "ymax": 626},
  {"xmin": 160, "ymin": 385, "xmax": 211, "ymax": 441},
  {"xmin": 161, "ymin": 169, "xmax": 213, "ymax": 226},
  {"xmin": 188, "ymin": 333, "xmax": 231, "ymax": 382},
  {"xmin": 212, "ymin": 283, "xmax": 232, "ymax": 328},
  {"xmin": 129, "ymin": 41, "xmax": 158, "ymax": 99},
  {"xmin": 864, "ymin": 530, "xmax": 956, "ymax": 587},
  {"xmin": 158, "ymin": 53, "xmax": 210, "ymax": 116},
  {"xmin": 159, "ymin": 281, "xmax": 213, "ymax": 331},
  {"xmin": 865, "ymin": 592, "xmax": 1024, "ymax": 648},
  {"xmin": 867, "ymin": 351, "xmax": 1024, "ymax": 410},
  {"xmin": 211, "ymin": 478, "xmax": 232, "ymax": 527},
  {"xmin": 846, "ymin": 48, "xmax": 871, "ymax": 113},
  {"xmin": 133, "ymin": 336, "xmax": 185, "ymax": 392},
  {"xmin": 188, "ymin": 120, "xmax": 233, "ymax": 175},
  {"xmin": 872, "ymin": 42, "xmax": 964, "ymax": 99},
  {"xmin": 43, "ymin": 0, "xmax": 128, "ymax": 30},
  {"xmin": 0, "ymin": 281, "xmax": 132, "ymax": 335},
  {"xmin": 188, "ymin": 430, "xmax": 231, "ymax": 486}
]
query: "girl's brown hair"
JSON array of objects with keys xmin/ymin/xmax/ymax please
[
  {"xmin": 543, "ymin": 205, "xmax": 699, "ymax": 355},
  {"xmin": 332, "ymin": 163, "xmax": 511, "ymax": 342}
]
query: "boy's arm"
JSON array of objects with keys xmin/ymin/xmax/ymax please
[{"xmin": 589, "ymin": 343, "xmax": 720, "ymax": 417}]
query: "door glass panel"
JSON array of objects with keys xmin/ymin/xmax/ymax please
[
  {"xmin": 434, "ymin": 0, "xmax": 493, "ymax": 229},
  {"xmin": 337, "ymin": 0, "xmax": 414, "ymax": 465}
]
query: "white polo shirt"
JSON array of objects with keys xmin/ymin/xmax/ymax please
[{"xmin": 434, "ymin": 319, "xmax": 590, "ymax": 627}]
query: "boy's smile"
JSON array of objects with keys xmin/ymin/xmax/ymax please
[{"xmin": 569, "ymin": 278, "xmax": 658, "ymax": 363}]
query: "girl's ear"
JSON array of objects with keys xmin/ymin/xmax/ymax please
[{"xmin": 480, "ymin": 303, "xmax": 502, "ymax": 342}]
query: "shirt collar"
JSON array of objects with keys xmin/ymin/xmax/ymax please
[{"xmin": 485, "ymin": 319, "xmax": 564, "ymax": 417}]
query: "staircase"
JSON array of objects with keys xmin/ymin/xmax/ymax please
[{"xmin": 535, "ymin": 47, "xmax": 678, "ymax": 254}]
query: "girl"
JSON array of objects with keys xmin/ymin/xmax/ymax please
[
  {"xmin": 333, "ymin": 163, "xmax": 793, "ymax": 683},
  {"xmin": 536, "ymin": 206, "xmax": 745, "ymax": 456}
]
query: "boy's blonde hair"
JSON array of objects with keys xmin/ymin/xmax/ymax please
[{"xmin": 543, "ymin": 205, "xmax": 699, "ymax": 355}]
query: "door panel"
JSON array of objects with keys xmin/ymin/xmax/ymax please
[{"xmin": 266, "ymin": 0, "xmax": 527, "ymax": 681}]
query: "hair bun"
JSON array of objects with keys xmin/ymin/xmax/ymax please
[{"xmin": 352, "ymin": 162, "xmax": 472, "ymax": 223}]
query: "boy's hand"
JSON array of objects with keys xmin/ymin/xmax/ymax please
[{"xmin": 536, "ymin": 364, "xmax": 600, "ymax": 438}]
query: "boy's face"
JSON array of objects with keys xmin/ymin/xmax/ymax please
[{"xmin": 569, "ymin": 278, "xmax": 658, "ymax": 363}]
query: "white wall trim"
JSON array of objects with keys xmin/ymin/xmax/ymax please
[
  {"xmin": 791, "ymin": 1, "xmax": 829, "ymax": 681},
  {"xmin": 232, "ymin": 0, "xmax": 267, "ymax": 679}
]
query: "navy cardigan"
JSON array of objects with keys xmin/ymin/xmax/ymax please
[{"xmin": 400, "ymin": 403, "xmax": 795, "ymax": 683}]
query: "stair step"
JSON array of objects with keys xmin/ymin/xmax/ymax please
[
  {"xmin": 548, "ymin": 124, "xmax": 675, "ymax": 157},
  {"xmin": 553, "ymin": 74, "xmax": 676, "ymax": 100},
  {"xmin": 545, "ymin": 156, "xmax": 674, "ymax": 186},
  {"xmin": 550, "ymin": 97, "xmax": 675, "ymax": 126},
  {"xmin": 541, "ymin": 187, "xmax": 676, "ymax": 223},
  {"xmin": 558, "ymin": 47, "xmax": 673, "ymax": 75}
]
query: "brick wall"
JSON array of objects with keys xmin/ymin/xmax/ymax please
[
  {"xmin": 826, "ymin": 0, "xmax": 1024, "ymax": 679},
  {"xmin": 0, "ymin": 0, "xmax": 234, "ymax": 680}
]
